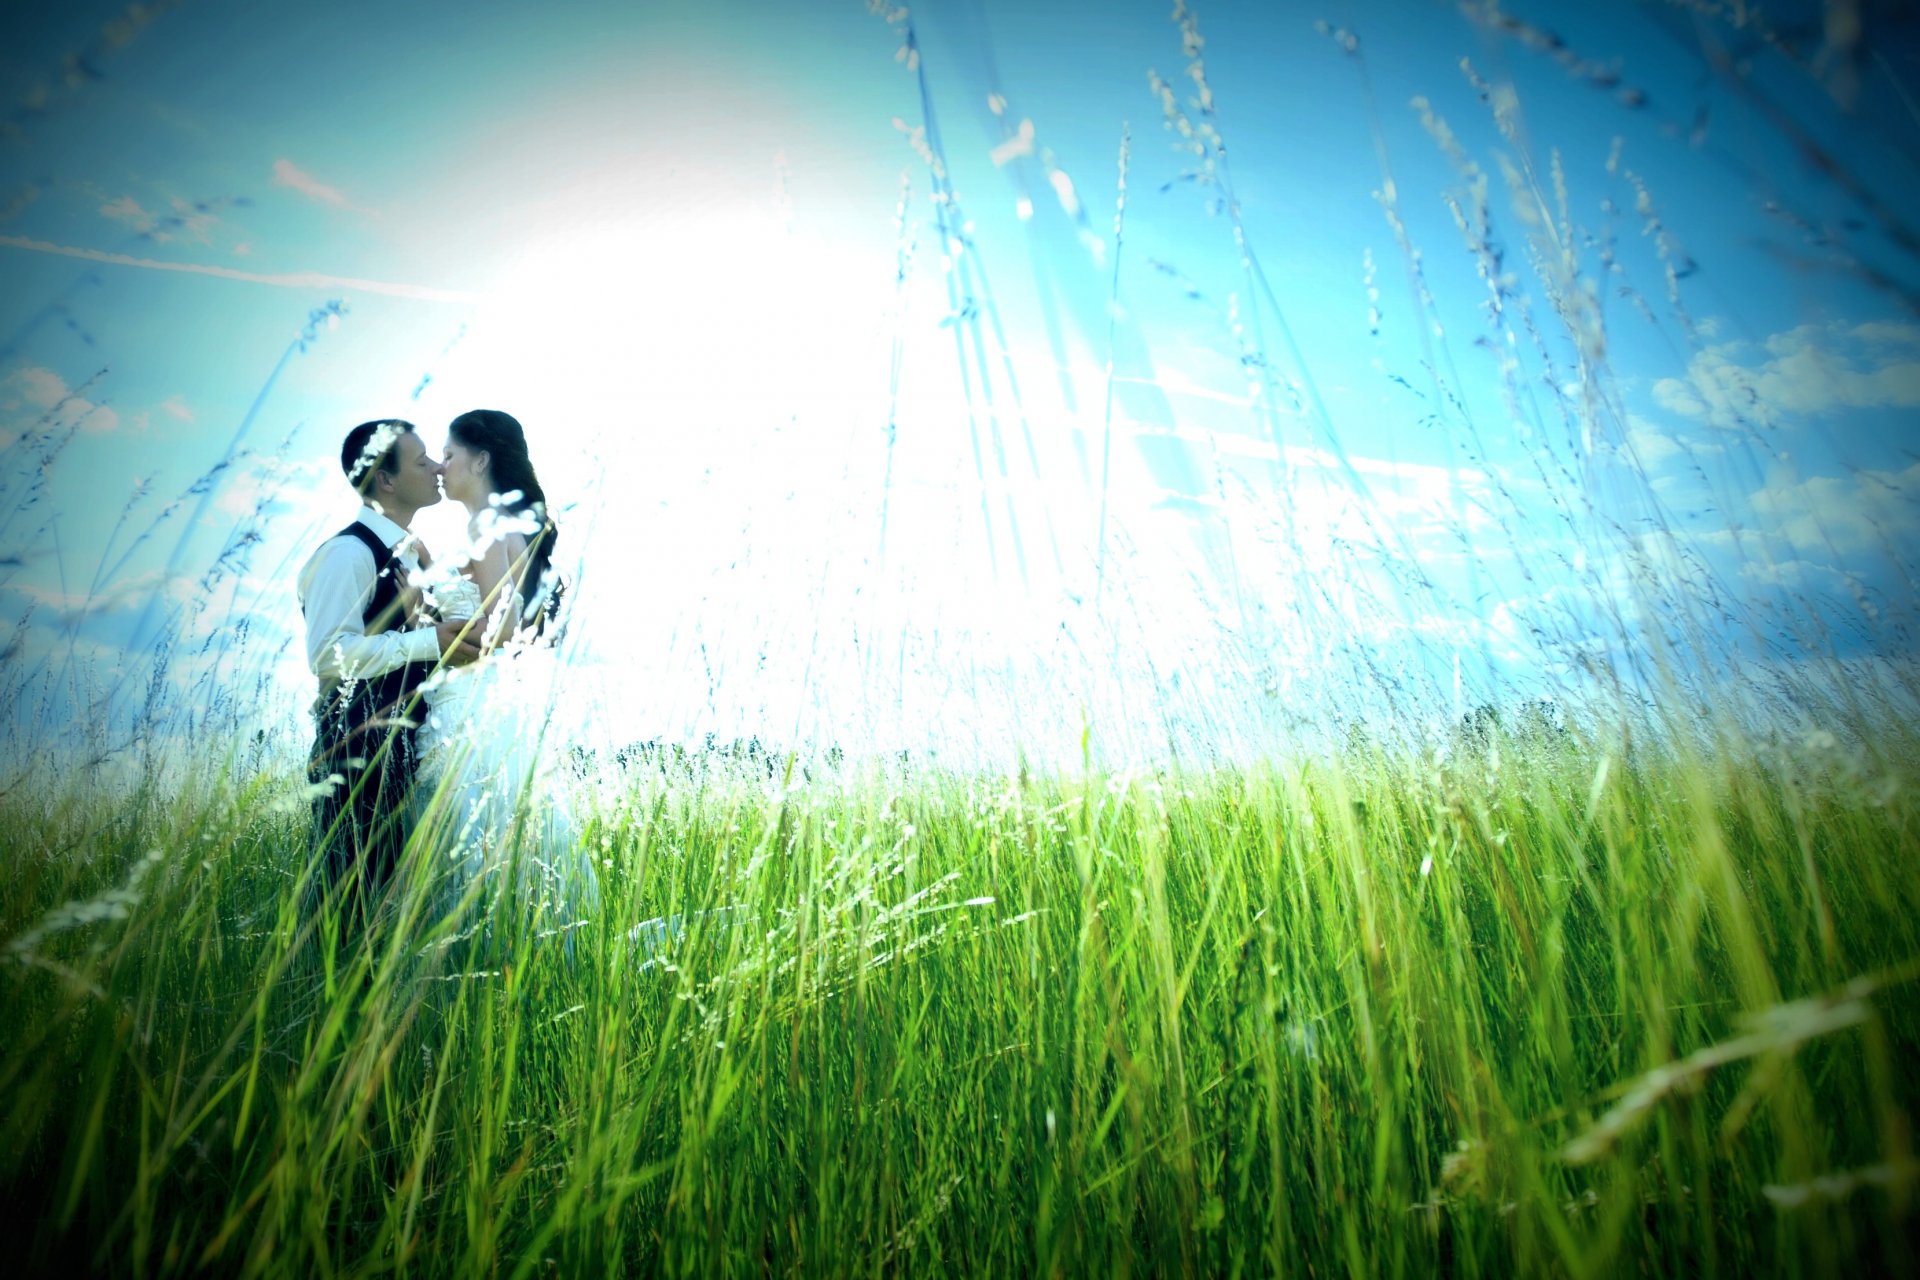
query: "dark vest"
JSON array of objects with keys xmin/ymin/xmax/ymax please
[
  {"xmin": 310, "ymin": 522, "xmax": 437, "ymax": 748},
  {"xmin": 305, "ymin": 522, "xmax": 438, "ymax": 893}
]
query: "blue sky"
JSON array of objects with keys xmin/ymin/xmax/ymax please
[{"xmin": 2, "ymin": 0, "xmax": 1916, "ymax": 764}]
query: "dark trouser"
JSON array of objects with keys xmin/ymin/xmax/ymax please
[{"xmin": 309, "ymin": 704, "xmax": 419, "ymax": 919}]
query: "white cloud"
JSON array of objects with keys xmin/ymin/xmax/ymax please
[
  {"xmin": 1653, "ymin": 319, "xmax": 1920, "ymax": 429},
  {"xmin": 158, "ymin": 394, "xmax": 193, "ymax": 423},
  {"xmin": 1734, "ymin": 556, "xmax": 1886, "ymax": 620},
  {"xmin": 164, "ymin": 195, "xmax": 218, "ymax": 244},
  {"xmin": 1849, "ymin": 321, "xmax": 1920, "ymax": 349},
  {"xmin": 1618, "ymin": 412, "xmax": 1693, "ymax": 468},
  {"xmin": 1739, "ymin": 557, "xmax": 1821, "ymax": 587},
  {"xmin": 1, "ymin": 367, "xmax": 118, "ymax": 433},
  {"xmin": 1627, "ymin": 419, "xmax": 1684, "ymax": 467},
  {"xmin": 11, "ymin": 366, "xmax": 66, "ymax": 407},
  {"xmin": 1601, "ymin": 415, "xmax": 1724, "ymax": 487},
  {"xmin": 212, "ymin": 450, "xmax": 317, "ymax": 517},
  {"xmin": 84, "ymin": 405, "xmax": 124, "ymax": 433},
  {"xmin": 1747, "ymin": 462, "xmax": 1920, "ymax": 556},
  {"xmin": 272, "ymin": 158, "xmax": 352, "ymax": 209},
  {"xmin": 6, "ymin": 569, "xmax": 197, "ymax": 623},
  {"xmin": 99, "ymin": 194, "xmax": 156, "ymax": 235},
  {"xmin": 95, "ymin": 186, "xmax": 240, "ymax": 249}
]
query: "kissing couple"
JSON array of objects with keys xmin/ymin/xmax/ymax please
[{"xmin": 298, "ymin": 409, "xmax": 596, "ymax": 929}]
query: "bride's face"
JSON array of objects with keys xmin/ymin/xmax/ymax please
[{"xmin": 440, "ymin": 438, "xmax": 489, "ymax": 506}]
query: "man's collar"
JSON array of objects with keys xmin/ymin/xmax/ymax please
[{"xmin": 356, "ymin": 505, "xmax": 411, "ymax": 550}]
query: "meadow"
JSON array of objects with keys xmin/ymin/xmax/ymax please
[
  {"xmin": 3, "ymin": 691, "xmax": 1916, "ymax": 1276},
  {"xmin": 5, "ymin": 2, "xmax": 1920, "ymax": 1275}
]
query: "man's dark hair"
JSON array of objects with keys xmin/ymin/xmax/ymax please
[{"xmin": 340, "ymin": 420, "xmax": 416, "ymax": 498}]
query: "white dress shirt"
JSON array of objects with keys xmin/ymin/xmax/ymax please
[{"xmin": 297, "ymin": 506, "xmax": 439, "ymax": 688}]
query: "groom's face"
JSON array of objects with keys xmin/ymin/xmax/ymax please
[{"xmin": 384, "ymin": 430, "xmax": 444, "ymax": 511}]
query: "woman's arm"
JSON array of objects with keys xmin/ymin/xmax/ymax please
[{"xmin": 467, "ymin": 529, "xmax": 530, "ymax": 647}]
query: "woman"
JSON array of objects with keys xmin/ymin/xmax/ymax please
[{"xmin": 412, "ymin": 408, "xmax": 596, "ymax": 925}]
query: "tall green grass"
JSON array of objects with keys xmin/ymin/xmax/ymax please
[
  {"xmin": 4, "ymin": 699, "xmax": 1915, "ymax": 1275},
  {"xmin": 4, "ymin": 3, "xmax": 1918, "ymax": 1274}
]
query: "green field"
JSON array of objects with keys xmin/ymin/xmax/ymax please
[
  {"xmin": 4, "ymin": 0, "xmax": 1919, "ymax": 1274},
  {"xmin": 5, "ymin": 701, "xmax": 1916, "ymax": 1277}
]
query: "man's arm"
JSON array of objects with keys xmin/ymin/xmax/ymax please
[{"xmin": 300, "ymin": 538, "xmax": 441, "ymax": 681}]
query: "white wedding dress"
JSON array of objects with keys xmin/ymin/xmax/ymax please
[{"xmin": 413, "ymin": 575, "xmax": 597, "ymax": 926}]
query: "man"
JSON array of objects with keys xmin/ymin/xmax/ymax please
[{"xmin": 299, "ymin": 419, "xmax": 480, "ymax": 913}]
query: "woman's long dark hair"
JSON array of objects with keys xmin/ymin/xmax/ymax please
[{"xmin": 448, "ymin": 408, "xmax": 564, "ymax": 635}]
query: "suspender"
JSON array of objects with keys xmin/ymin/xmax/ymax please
[
  {"xmin": 309, "ymin": 521, "xmax": 435, "ymax": 730},
  {"xmin": 331, "ymin": 521, "xmax": 410, "ymax": 634}
]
